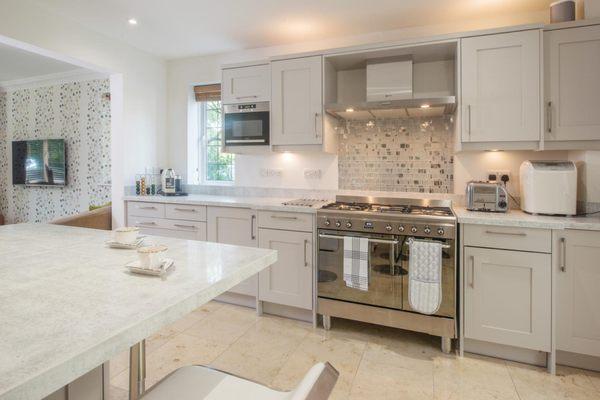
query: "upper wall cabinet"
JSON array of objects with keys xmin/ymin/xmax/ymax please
[
  {"xmin": 222, "ymin": 64, "xmax": 270, "ymax": 104},
  {"xmin": 271, "ymin": 56, "xmax": 323, "ymax": 146},
  {"xmin": 544, "ymin": 25, "xmax": 600, "ymax": 143},
  {"xmin": 461, "ymin": 30, "xmax": 541, "ymax": 144}
]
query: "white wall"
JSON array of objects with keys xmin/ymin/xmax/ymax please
[
  {"xmin": 166, "ymin": 10, "xmax": 550, "ymax": 190},
  {"xmin": 0, "ymin": 0, "xmax": 167, "ymax": 225},
  {"xmin": 454, "ymin": 150, "xmax": 569, "ymax": 197},
  {"xmin": 569, "ymin": 150, "xmax": 600, "ymax": 203}
]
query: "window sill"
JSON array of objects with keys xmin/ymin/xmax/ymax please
[{"xmin": 200, "ymin": 181, "xmax": 235, "ymax": 187}]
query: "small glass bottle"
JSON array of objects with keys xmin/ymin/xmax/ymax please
[{"xmin": 135, "ymin": 175, "xmax": 141, "ymax": 195}]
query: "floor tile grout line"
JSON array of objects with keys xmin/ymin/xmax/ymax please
[
  {"xmin": 266, "ymin": 327, "xmax": 311, "ymax": 388},
  {"xmin": 505, "ymin": 360, "xmax": 524, "ymax": 400},
  {"xmin": 346, "ymin": 339, "xmax": 368, "ymax": 398}
]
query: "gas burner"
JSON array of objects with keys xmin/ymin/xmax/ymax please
[
  {"xmin": 407, "ymin": 206, "xmax": 454, "ymax": 217},
  {"xmin": 321, "ymin": 202, "xmax": 371, "ymax": 212}
]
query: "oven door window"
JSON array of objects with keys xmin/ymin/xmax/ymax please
[
  {"xmin": 224, "ymin": 112, "xmax": 269, "ymax": 143},
  {"xmin": 317, "ymin": 231, "xmax": 403, "ymax": 310}
]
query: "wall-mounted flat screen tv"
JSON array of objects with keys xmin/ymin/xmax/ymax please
[{"xmin": 12, "ymin": 139, "xmax": 66, "ymax": 186}]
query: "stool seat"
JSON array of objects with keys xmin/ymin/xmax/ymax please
[{"xmin": 141, "ymin": 363, "xmax": 339, "ymax": 400}]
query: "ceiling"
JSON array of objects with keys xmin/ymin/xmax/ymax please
[
  {"xmin": 32, "ymin": 0, "xmax": 552, "ymax": 60},
  {"xmin": 0, "ymin": 42, "xmax": 83, "ymax": 83}
]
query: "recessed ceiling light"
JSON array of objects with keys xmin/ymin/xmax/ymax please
[
  {"xmin": 420, "ymin": 104, "xmax": 430, "ymax": 108},
  {"xmin": 128, "ymin": 18, "xmax": 138, "ymax": 25},
  {"xmin": 345, "ymin": 108, "xmax": 355, "ymax": 113}
]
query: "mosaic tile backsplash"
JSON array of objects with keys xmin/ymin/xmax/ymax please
[
  {"xmin": 0, "ymin": 79, "xmax": 111, "ymax": 223},
  {"xmin": 338, "ymin": 116, "xmax": 454, "ymax": 193}
]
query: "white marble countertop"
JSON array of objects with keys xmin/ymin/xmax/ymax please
[
  {"xmin": 0, "ymin": 224, "xmax": 277, "ymax": 400},
  {"xmin": 454, "ymin": 206, "xmax": 600, "ymax": 231},
  {"xmin": 123, "ymin": 194, "xmax": 331, "ymax": 213}
]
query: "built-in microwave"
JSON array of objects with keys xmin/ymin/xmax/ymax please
[{"xmin": 223, "ymin": 102, "xmax": 270, "ymax": 146}]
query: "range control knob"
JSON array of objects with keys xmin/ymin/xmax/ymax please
[
  {"xmin": 385, "ymin": 224, "xmax": 393, "ymax": 231},
  {"xmin": 437, "ymin": 227, "xmax": 445, "ymax": 236},
  {"xmin": 335, "ymin": 221, "xmax": 342, "ymax": 228},
  {"xmin": 345, "ymin": 222, "xmax": 352, "ymax": 228},
  {"xmin": 398, "ymin": 225, "xmax": 405, "ymax": 232},
  {"xmin": 410, "ymin": 226, "xmax": 418, "ymax": 233},
  {"xmin": 324, "ymin": 219, "xmax": 331, "ymax": 226},
  {"xmin": 423, "ymin": 226, "xmax": 432, "ymax": 234}
]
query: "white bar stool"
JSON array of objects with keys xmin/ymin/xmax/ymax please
[{"xmin": 140, "ymin": 362, "xmax": 339, "ymax": 400}]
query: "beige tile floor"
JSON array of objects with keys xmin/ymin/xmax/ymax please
[{"xmin": 108, "ymin": 302, "xmax": 600, "ymax": 400}]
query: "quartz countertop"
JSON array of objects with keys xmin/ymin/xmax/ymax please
[
  {"xmin": 0, "ymin": 224, "xmax": 277, "ymax": 400},
  {"xmin": 123, "ymin": 194, "xmax": 332, "ymax": 213},
  {"xmin": 454, "ymin": 206, "xmax": 600, "ymax": 231}
]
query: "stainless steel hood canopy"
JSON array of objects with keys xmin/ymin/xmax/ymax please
[{"xmin": 325, "ymin": 96, "xmax": 457, "ymax": 120}]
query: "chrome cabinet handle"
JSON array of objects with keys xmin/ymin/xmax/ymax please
[
  {"xmin": 174, "ymin": 208, "xmax": 196, "ymax": 212},
  {"xmin": 314, "ymin": 113, "xmax": 320, "ymax": 138},
  {"xmin": 560, "ymin": 237, "xmax": 566, "ymax": 272},
  {"xmin": 271, "ymin": 215, "xmax": 298, "ymax": 220},
  {"xmin": 136, "ymin": 221, "xmax": 156, "ymax": 226},
  {"xmin": 469, "ymin": 255, "xmax": 475, "ymax": 288},
  {"xmin": 484, "ymin": 230, "xmax": 527, "ymax": 237},
  {"xmin": 467, "ymin": 104, "xmax": 472, "ymax": 139},
  {"xmin": 303, "ymin": 239, "xmax": 309, "ymax": 267},
  {"xmin": 138, "ymin": 206, "xmax": 156, "ymax": 210},
  {"xmin": 547, "ymin": 101, "xmax": 552, "ymax": 133},
  {"xmin": 236, "ymin": 95, "xmax": 258, "ymax": 99},
  {"xmin": 251, "ymin": 215, "xmax": 256, "ymax": 240},
  {"xmin": 174, "ymin": 224, "xmax": 196, "ymax": 229}
]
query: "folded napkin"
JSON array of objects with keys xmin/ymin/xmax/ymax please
[{"xmin": 343, "ymin": 236, "xmax": 369, "ymax": 291}]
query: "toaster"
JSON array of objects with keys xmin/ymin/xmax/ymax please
[
  {"xmin": 520, "ymin": 160, "xmax": 577, "ymax": 215},
  {"xmin": 466, "ymin": 181, "xmax": 509, "ymax": 212}
]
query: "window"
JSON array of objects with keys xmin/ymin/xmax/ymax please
[{"xmin": 194, "ymin": 84, "xmax": 234, "ymax": 183}]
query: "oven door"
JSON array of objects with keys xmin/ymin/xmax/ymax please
[
  {"xmin": 223, "ymin": 102, "xmax": 270, "ymax": 145},
  {"xmin": 400, "ymin": 239, "xmax": 456, "ymax": 318},
  {"xmin": 317, "ymin": 230, "xmax": 403, "ymax": 310}
]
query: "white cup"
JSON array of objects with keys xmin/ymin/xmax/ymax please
[
  {"xmin": 137, "ymin": 245, "xmax": 168, "ymax": 270},
  {"xmin": 114, "ymin": 227, "xmax": 140, "ymax": 244}
]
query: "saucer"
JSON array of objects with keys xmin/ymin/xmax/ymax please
[
  {"xmin": 126, "ymin": 258, "xmax": 174, "ymax": 276},
  {"xmin": 106, "ymin": 237, "xmax": 144, "ymax": 249}
]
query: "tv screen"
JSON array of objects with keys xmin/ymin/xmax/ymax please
[{"xmin": 12, "ymin": 139, "xmax": 66, "ymax": 186}]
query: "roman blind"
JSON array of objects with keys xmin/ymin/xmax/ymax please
[{"xmin": 194, "ymin": 84, "xmax": 221, "ymax": 102}]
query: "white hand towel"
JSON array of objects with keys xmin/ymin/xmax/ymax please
[
  {"xmin": 343, "ymin": 236, "xmax": 369, "ymax": 291},
  {"xmin": 408, "ymin": 239, "xmax": 442, "ymax": 315}
]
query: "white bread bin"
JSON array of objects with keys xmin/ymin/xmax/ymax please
[{"xmin": 520, "ymin": 160, "xmax": 577, "ymax": 215}]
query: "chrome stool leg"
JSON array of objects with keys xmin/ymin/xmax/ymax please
[{"xmin": 129, "ymin": 340, "xmax": 146, "ymax": 400}]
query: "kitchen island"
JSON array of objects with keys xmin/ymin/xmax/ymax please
[{"xmin": 0, "ymin": 224, "xmax": 277, "ymax": 400}]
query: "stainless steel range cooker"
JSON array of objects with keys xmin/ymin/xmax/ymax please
[{"xmin": 316, "ymin": 195, "xmax": 457, "ymax": 353}]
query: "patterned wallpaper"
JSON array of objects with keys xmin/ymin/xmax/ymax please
[
  {"xmin": 338, "ymin": 116, "xmax": 454, "ymax": 193},
  {"xmin": 0, "ymin": 79, "xmax": 111, "ymax": 223}
]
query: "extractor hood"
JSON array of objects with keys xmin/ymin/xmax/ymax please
[{"xmin": 325, "ymin": 96, "xmax": 457, "ymax": 120}]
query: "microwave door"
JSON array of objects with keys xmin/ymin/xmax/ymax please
[{"xmin": 224, "ymin": 109, "xmax": 269, "ymax": 145}]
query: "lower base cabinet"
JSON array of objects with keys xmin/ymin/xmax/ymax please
[
  {"xmin": 555, "ymin": 229, "xmax": 600, "ymax": 357},
  {"xmin": 207, "ymin": 206, "xmax": 258, "ymax": 297},
  {"xmin": 258, "ymin": 228, "xmax": 313, "ymax": 310},
  {"xmin": 464, "ymin": 247, "xmax": 551, "ymax": 352}
]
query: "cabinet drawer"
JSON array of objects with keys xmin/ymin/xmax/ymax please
[
  {"xmin": 165, "ymin": 204, "xmax": 207, "ymax": 221},
  {"xmin": 128, "ymin": 215, "xmax": 168, "ymax": 230},
  {"xmin": 127, "ymin": 202, "xmax": 165, "ymax": 218},
  {"xmin": 162, "ymin": 219, "xmax": 207, "ymax": 240},
  {"xmin": 463, "ymin": 224, "xmax": 551, "ymax": 253},
  {"xmin": 258, "ymin": 211, "xmax": 313, "ymax": 232}
]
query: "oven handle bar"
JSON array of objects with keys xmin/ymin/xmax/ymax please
[
  {"xmin": 318, "ymin": 233, "xmax": 451, "ymax": 248},
  {"xmin": 318, "ymin": 233, "xmax": 399, "ymax": 245}
]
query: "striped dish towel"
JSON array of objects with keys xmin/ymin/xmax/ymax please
[
  {"xmin": 408, "ymin": 238, "xmax": 442, "ymax": 315},
  {"xmin": 343, "ymin": 236, "xmax": 369, "ymax": 291}
]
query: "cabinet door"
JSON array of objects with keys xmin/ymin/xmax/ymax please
[
  {"xmin": 258, "ymin": 229, "xmax": 312, "ymax": 310},
  {"xmin": 222, "ymin": 64, "xmax": 270, "ymax": 104},
  {"xmin": 464, "ymin": 247, "xmax": 551, "ymax": 351},
  {"xmin": 271, "ymin": 56, "xmax": 323, "ymax": 146},
  {"xmin": 555, "ymin": 230, "xmax": 600, "ymax": 357},
  {"xmin": 207, "ymin": 206, "xmax": 258, "ymax": 296},
  {"xmin": 461, "ymin": 30, "xmax": 541, "ymax": 143},
  {"xmin": 545, "ymin": 25, "xmax": 600, "ymax": 141}
]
